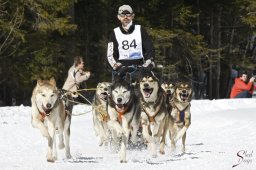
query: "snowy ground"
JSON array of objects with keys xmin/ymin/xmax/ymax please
[{"xmin": 0, "ymin": 98, "xmax": 256, "ymax": 170}]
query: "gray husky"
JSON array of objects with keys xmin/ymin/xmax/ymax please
[{"xmin": 107, "ymin": 74, "xmax": 141, "ymax": 163}]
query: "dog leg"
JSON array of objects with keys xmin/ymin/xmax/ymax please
[
  {"xmin": 110, "ymin": 129, "xmax": 119, "ymax": 153},
  {"xmin": 64, "ymin": 117, "xmax": 72, "ymax": 159},
  {"xmin": 119, "ymin": 134, "xmax": 128, "ymax": 163},
  {"xmin": 98, "ymin": 122, "xmax": 108, "ymax": 147},
  {"xmin": 174, "ymin": 115, "xmax": 190, "ymax": 142},
  {"xmin": 130, "ymin": 123, "xmax": 139, "ymax": 144},
  {"xmin": 46, "ymin": 122, "xmax": 55, "ymax": 162},
  {"xmin": 169, "ymin": 124, "xmax": 176, "ymax": 153},
  {"xmin": 150, "ymin": 122, "xmax": 161, "ymax": 158},
  {"xmin": 182, "ymin": 132, "xmax": 186, "ymax": 153},
  {"xmin": 92, "ymin": 112, "xmax": 100, "ymax": 137},
  {"xmin": 159, "ymin": 117, "xmax": 169, "ymax": 155},
  {"xmin": 58, "ymin": 133, "xmax": 65, "ymax": 149},
  {"xmin": 53, "ymin": 131, "xmax": 57, "ymax": 161},
  {"xmin": 107, "ymin": 120, "xmax": 125, "ymax": 137},
  {"xmin": 32, "ymin": 118, "xmax": 50, "ymax": 138}
]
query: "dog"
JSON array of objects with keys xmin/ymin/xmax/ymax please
[
  {"xmin": 92, "ymin": 82, "xmax": 111, "ymax": 147},
  {"xmin": 139, "ymin": 71, "xmax": 168, "ymax": 157},
  {"xmin": 161, "ymin": 82, "xmax": 175, "ymax": 112},
  {"xmin": 31, "ymin": 77, "xmax": 72, "ymax": 162},
  {"xmin": 169, "ymin": 82, "xmax": 192, "ymax": 152},
  {"xmin": 107, "ymin": 73, "xmax": 141, "ymax": 163}
]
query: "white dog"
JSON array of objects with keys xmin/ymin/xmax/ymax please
[{"xmin": 31, "ymin": 78, "xmax": 72, "ymax": 162}]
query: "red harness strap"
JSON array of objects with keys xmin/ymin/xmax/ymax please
[
  {"xmin": 117, "ymin": 107, "xmax": 128, "ymax": 124},
  {"xmin": 39, "ymin": 112, "xmax": 46, "ymax": 122}
]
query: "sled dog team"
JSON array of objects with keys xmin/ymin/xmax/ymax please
[{"xmin": 31, "ymin": 72, "xmax": 192, "ymax": 163}]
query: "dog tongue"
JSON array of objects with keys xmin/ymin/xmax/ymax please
[
  {"xmin": 116, "ymin": 104, "xmax": 124, "ymax": 112},
  {"xmin": 144, "ymin": 92, "xmax": 151, "ymax": 98}
]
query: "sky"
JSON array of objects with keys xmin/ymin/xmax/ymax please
[{"xmin": 0, "ymin": 98, "xmax": 255, "ymax": 170}]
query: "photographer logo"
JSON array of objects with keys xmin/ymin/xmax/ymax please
[{"xmin": 232, "ymin": 150, "xmax": 253, "ymax": 168}]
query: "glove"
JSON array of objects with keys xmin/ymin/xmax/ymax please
[
  {"xmin": 113, "ymin": 62, "xmax": 122, "ymax": 70},
  {"xmin": 142, "ymin": 59, "xmax": 155, "ymax": 68}
]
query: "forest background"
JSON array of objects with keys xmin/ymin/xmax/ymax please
[{"xmin": 1, "ymin": 0, "xmax": 256, "ymax": 106}]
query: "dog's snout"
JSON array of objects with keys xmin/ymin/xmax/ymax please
[
  {"xmin": 167, "ymin": 90, "xmax": 171, "ymax": 93},
  {"xmin": 117, "ymin": 98, "xmax": 122, "ymax": 103},
  {"xmin": 46, "ymin": 103, "xmax": 51, "ymax": 108},
  {"xmin": 182, "ymin": 90, "xmax": 187, "ymax": 93},
  {"xmin": 104, "ymin": 88, "xmax": 108, "ymax": 91},
  {"xmin": 144, "ymin": 83, "xmax": 149, "ymax": 88}
]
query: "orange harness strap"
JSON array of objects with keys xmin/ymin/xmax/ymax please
[
  {"xmin": 39, "ymin": 112, "xmax": 46, "ymax": 122},
  {"xmin": 117, "ymin": 106, "xmax": 129, "ymax": 124},
  {"xmin": 118, "ymin": 112, "xmax": 123, "ymax": 124}
]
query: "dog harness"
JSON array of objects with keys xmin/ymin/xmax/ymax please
[
  {"xmin": 39, "ymin": 111, "xmax": 46, "ymax": 122},
  {"xmin": 172, "ymin": 102, "xmax": 190, "ymax": 124},
  {"xmin": 141, "ymin": 95, "xmax": 164, "ymax": 123}
]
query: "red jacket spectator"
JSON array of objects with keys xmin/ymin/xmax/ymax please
[{"xmin": 230, "ymin": 73, "xmax": 255, "ymax": 98}]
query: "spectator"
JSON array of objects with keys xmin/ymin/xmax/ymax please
[
  {"xmin": 230, "ymin": 71, "xmax": 255, "ymax": 98},
  {"xmin": 62, "ymin": 56, "xmax": 91, "ymax": 98}
]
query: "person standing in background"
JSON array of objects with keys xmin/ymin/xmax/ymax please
[{"xmin": 62, "ymin": 56, "xmax": 91, "ymax": 98}]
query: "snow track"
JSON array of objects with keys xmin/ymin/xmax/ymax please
[{"xmin": 0, "ymin": 99, "xmax": 255, "ymax": 170}]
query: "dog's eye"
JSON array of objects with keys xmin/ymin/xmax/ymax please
[
  {"xmin": 114, "ymin": 90, "xmax": 118, "ymax": 93},
  {"xmin": 42, "ymin": 94, "xmax": 46, "ymax": 97},
  {"xmin": 51, "ymin": 94, "xmax": 54, "ymax": 97},
  {"xmin": 123, "ymin": 90, "xmax": 127, "ymax": 93}
]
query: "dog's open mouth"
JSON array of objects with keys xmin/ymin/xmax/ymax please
[
  {"xmin": 115, "ymin": 104, "xmax": 125, "ymax": 112},
  {"xmin": 99, "ymin": 92, "xmax": 108, "ymax": 101},
  {"xmin": 143, "ymin": 88, "xmax": 153, "ymax": 98},
  {"xmin": 42, "ymin": 105, "xmax": 52, "ymax": 116},
  {"xmin": 180, "ymin": 93, "xmax": 189, "ymax": 102}
]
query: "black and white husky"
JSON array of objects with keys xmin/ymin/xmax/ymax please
[{"xmin": 107, "ymin": 74, "xmax": 141, "ymax": 163}]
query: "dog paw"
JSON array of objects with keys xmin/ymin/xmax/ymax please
[
  {"xmin": 116, "ymin": 129, "xmax": 125, "ymax": 137},
  {"xmin": 130, "ymin": 137, "xmax": 138, "ymax": 144},
  {"xmin": 66, "ymin": 153, "xmax": 72, "ymax": 159},
  {"xmin": 159, "ymin": 150, "xmax": 165, "ymax": 155},
  {"xmin": 46, "ymin": 155, "xmax": 55, "ymax": 162},
  {"xmin": 58, "ymin": 143, "xmax": 65, "ymax": 149},
  {"xmin": 42, "ymin": 131, "xmax": 50, "ymax": 138},
  {"xmin": 99, "ymin": 141, "xmax": 103, "ymax": 146},
  {"xmin": 181, "ymin": 147, "xmax": 185, "ymax": 153}
]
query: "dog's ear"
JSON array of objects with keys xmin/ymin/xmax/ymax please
[
  {"xmin": 113, "ymin": 73, "xmax": 121, "ymax": 83},
  {"xmin": 125, "ymin": 73, "xmax": 131, "ymax": 83},
  {"xmin": 37, "ymin": 79, "xmax": 44, "ymax": 86},
  {"xmin": 49, "ymin": 77, "xmax": 56, "ymax": 86}
]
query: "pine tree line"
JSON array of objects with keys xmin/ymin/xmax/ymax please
[{"xmin": 1, "ymin": 0, "xmax": 256, "ymax": 105}]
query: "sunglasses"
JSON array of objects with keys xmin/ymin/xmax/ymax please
[{"xmin": 119, "ymin": 13, "xmax": 133, "ymax": 17}]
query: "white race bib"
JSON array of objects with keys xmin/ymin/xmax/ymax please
[{"xmin": 114, "ymin": 25, "xmax": 143, "ymax": 60}]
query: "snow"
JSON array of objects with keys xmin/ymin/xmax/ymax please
[{"xmin": 0, "ymin": 99, "xmax": 256, "ymax": 170}]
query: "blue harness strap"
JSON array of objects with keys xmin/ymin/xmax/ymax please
[{"xmin": 179, "ymin": 111, "xmax": 185, "ymax": 124}]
